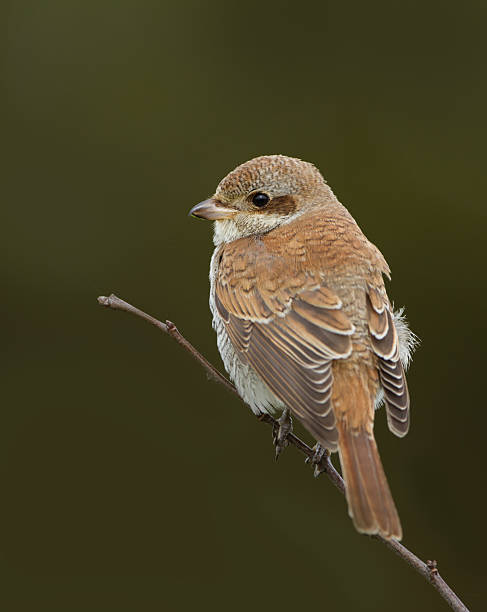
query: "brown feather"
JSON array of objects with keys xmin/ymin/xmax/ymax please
[
  {"xmin": 215, "ymin": 217, "xmax": 366, "ymax": 450},
  {"xmin": 199, "ymin": 155, "xmax": 414, "ymax": 540},
  {"xmin": 337, "ymin": 419, "xmax": 402, "ymax": 539},
  {"xmin": 214, "ymin": 200, "xmax": 407, "ymax": 535},
  {"xmin": 366, "ymin": 284, "xmax": 410, "ymax": 437}
]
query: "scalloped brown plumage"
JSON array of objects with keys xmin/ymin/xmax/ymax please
[{"xmin": 190, "ymin": 155, "xmax": 416, "ymax": 540}]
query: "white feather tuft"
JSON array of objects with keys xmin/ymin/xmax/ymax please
[
  {"xmin": 393, "ymin": 307, "xmax": 419, "ymax": 370},
  {"xmin": 375, "ymin": 308, "xmax": 418, "ymax": 409}
]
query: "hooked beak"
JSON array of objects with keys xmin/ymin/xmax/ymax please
[{"xmin": 188, "ymin": 198, "xmax": 236, "ymax": 221}]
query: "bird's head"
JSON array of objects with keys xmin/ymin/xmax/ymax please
[{"xmin": 189, "ymin": 155, "xmax": 334, "ymax": 245}]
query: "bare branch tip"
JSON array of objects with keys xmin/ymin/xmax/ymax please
[{"xmin": 97, "ymin": 293, "xmax": 121, "ymax": 308}]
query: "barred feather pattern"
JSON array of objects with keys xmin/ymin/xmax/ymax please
[{"xmin": 366, "ymin": 285, "xmax": 417, "ymax": 437}]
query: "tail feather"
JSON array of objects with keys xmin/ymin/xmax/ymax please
[{"xmin": 336, "ymin": 421, "xmax": 402, "ymax": 540}]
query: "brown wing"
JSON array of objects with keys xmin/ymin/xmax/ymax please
[
  {"xmin": 366, "ymin": 284, "xmax": 410, "ymax": 437},
  {"xmin": 215, "ymin": 237, "xmax": 355, "ymax": 451}
]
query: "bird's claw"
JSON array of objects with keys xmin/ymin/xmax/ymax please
[
  {"xmin": 272, "ymin": 409, "xmax": 293, "ymax": 460},
  {"xmin": 305, "ymin": 443, "xmax": 329, "ymax": 477}
]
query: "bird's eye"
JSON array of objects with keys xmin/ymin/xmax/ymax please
[{"xmin": 252, "ymin": 192, "xmax": 270, "ymax": 208}]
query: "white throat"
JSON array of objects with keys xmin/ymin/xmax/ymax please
[{"xmin": 213, "ymin": 211, "xmax": 303, "ymax": 246}]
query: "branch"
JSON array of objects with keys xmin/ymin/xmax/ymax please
[{"xmin": 97, "ymin": 293, "xmax": 469, "ymax": 612}]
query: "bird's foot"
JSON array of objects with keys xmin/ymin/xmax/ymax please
[
  {"xmin": 272, "ymin": 409, "xmax": 293, "ymax": 460},
  {"xmin": 305, "ymin": 443, "xmax": 329, "ymax": 477}
]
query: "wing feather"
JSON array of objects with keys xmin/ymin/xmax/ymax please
[
  {"xmin": 366, "ymin": 285, "xmax": 410, "ymax": 437},
  {"xmin": 215, "ymin": 242, "xmax": 354, "ymax": 451}
]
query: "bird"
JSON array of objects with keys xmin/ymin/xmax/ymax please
[{"xmin": 189, "ymin": 155, "xmax": 416, "ymax": 540}]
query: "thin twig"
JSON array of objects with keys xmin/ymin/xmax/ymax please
[{"xmin": 97, "ymin": 293, "xmax": 469, "ymax": 612}]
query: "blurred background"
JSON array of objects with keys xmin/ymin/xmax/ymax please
[{"xmin": 3, "ymin": 1, "xmax": 486, "ymax": 610}]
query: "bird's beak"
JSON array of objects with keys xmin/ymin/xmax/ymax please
[{"xmin": 188, "ymin": 198, "xmax": 236, "ymax": 221}]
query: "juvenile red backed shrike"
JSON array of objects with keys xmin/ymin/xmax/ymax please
[{"xmin": 189, "ymin": 155, "xmax": 416, "ymax": 540}]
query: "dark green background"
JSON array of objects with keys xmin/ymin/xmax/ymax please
[{"xmin": 3, "ymin": 1, "xmax": 485, "ymax": 610}]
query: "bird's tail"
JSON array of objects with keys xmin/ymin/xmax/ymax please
[{"xmin": 336, "ymin": 420, "xmax": 402, "ymax": 540}]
